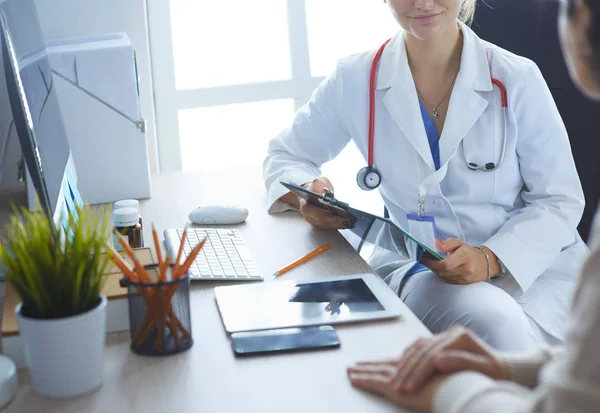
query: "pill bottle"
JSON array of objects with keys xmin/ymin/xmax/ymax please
[
  {"xmin": 113, "ymin": 207, "xmax": 143, "ymax": 250},
  {"xmin": 114, "ymin": 199, "xmax": 143, "ymax": 247}
]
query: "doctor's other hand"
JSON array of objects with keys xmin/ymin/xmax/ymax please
[
  {"xmin": 298, "ymin": 177, "xmax": 354, "ymax": 230},
  {"xmin": 387, "ymin": 325, "xmax": 509, "ymax": 396},
  {"xmin": 422, "ymin": 238, "xmax": 500, "ymax": 284}
]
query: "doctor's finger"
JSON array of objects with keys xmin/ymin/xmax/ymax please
[
  {"xmin": 299, "ymin": 201, "xmax": 333, "ymax": 220},
  {"xmin": 306, "ymin": 177, "xmax": 334, "ymax": 195},
  {"xmin": 438, "ymin": 246, "xmax": 470, "ymax": 273},
  {"xmin": 436, "ymin": 238, "xmax": 464, "ymax": 253},
  {"xmin": 304, "ymin": 215, "xmax": 349, "ymax": 230},
  {"xmin": 421, "ymin": 257, "xmax": 445, "ymax": 274},
  {"xmin": 442, "ymin": 258, "xmax": 488, "ymax": 283},
  {"xmin": 302, "ymin": 210, "xmax": 350, "ymax": 229},
  {"xmin": 437, "ymin": 273, "xmax": 473, "ymax": 285},
  {"xmin": 423, "ymin": 256, "xmax": 462, "ymax": 278}
]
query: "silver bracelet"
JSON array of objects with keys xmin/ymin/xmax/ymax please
[{"xmin": 476, "ymin": 246, "xmax": 491, "ymax": 282}]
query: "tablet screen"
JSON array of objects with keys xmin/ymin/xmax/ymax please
[{"xmin": 215, "ymin": 276, "xmax": 395, "ymax": 333}]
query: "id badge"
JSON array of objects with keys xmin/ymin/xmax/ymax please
[{"xmin": 406, "ymin": 213, "xmax": 440, "ymax": 257}]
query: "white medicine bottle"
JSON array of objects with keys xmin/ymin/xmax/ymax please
[{"xmin": 113, "ymin": 199, "xmax": 144, "ymax": 248}]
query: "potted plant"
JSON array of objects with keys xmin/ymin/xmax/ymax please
[{"xmin": 0, "ymin": 206, "xmax": 111, "ymax": 398}]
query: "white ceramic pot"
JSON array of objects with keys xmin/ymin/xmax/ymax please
[{"xmin": 16, "ymin": 295, "xmax": 107, "ymax": 398}]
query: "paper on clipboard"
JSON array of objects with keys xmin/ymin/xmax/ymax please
[{"xmin": 280, "ymin": 181, "xmax": 445, "ymax": 260}]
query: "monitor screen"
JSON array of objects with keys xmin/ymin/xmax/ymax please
[{"xmin": 0, "ymin": 0, "xmax": 73, "ymax": 220}]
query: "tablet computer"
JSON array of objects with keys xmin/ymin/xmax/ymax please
[
  {"xmin": 280, "ymin": 180, "xmax": 444, "ymax": 260},
  {"xmin": 214, "ymin": 274, "xmax": 404, "ymax": 333}
]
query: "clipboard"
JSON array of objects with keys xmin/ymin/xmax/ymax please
[{"xmin": 280, "ymin": 180, "xmax": 444, "ymax": 261}]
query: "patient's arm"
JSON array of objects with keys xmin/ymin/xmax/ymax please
[{"xmin": 499, "ymin": 346, "xmax": 562, "ymax": 389}]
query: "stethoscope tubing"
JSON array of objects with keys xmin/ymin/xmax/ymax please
[{"xmin": 364, "ymin": 38, "xmax": 509, "ymax": 178}]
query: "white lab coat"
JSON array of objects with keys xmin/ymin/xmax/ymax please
[{"xmin": 263, "ymin": 22, "xmax": 589, "ymax": 341}]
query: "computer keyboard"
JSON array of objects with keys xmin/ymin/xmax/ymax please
[{"xmin": 164, "ymin": 228, "xmax": 263, "ymax": 281}]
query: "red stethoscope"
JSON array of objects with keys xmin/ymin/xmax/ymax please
[{"xmin": 357, "ymin": 39, "xmax": 509, "ymax": 191}]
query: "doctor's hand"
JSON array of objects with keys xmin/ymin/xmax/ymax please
[
  {"xmin": 297, "ymin": 177, "xmax": 355, "ymax": 230},
  {"xmin": 422, "ymin": 239, "xmax": 500, "ymax": 285}
]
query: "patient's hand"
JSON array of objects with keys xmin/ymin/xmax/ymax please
[
  {"xmin": 387, "ymin": 326, "xmax": 509, "ymax": 395},
  {"xmin": 347, "ymin": 362, "xmax": 448, "ymax": 413}
]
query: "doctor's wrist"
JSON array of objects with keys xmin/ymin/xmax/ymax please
[
  {"xmin": 479, "ymin": 246, "xmax": 501, "ymax": 278},
  {"xmin": 280, "ymin": 191, "xmax": 301, "ymax": 208}
]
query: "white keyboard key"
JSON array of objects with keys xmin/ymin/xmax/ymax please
[{"xmin": 235, "ymin": 246, "xmax": 253, "ymax": 261}]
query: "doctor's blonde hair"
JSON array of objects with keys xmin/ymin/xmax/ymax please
[{"xmin": 460, "ymin": 0, "xmax": 476, "ymax": 24}]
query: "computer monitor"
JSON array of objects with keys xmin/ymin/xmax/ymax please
[{"xmin": 0, "ymin": 0, "xmax": 79, "ymax": 223}]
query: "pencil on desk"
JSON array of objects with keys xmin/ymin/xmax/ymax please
[
  {"xmin": 176, "ymin": 238, "xmax": 206, "ymax": 278},
  {"xmin": 172, "ymin": 224, "xmax": 188, "ymax": 277},
  {"xmin": 105, "ymin": 243, "xmax": 139, "ymax": 282},
  {"xmin": 151, "ymin": 225, "xmax": 166, "ymax": 282},
  {"xmin": 274, "ymin": 243, "xmax": 331, "ymax": 277},
  {"xmin": 116, "ymin": 232, "xmax": 152, "ymax": 282}
]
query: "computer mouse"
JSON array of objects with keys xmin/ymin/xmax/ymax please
[{"xmin": 188, "ymin": 205, "xmax": 249, "ymax": 225}]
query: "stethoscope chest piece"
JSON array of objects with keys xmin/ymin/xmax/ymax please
[{"xmin": 357, "ymin": 165, "xmax": 382, "ymax": 191}]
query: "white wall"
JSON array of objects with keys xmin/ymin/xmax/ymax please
[
  {"xmin": 0, "ymin": 0, "xmax": 157, "ymax": 190},
  {"xmin": 34, "ymin": 0, "xmax": 157, "ymax": 171}
]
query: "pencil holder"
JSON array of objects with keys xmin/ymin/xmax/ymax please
[{"xmin": 120, "ymin": 264, "xmax": 193, "ymax": 356}]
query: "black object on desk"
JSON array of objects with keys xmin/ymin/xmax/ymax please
[{"xmin": 231, "ymin": 326, "xmax": 340, "ymax": 356}]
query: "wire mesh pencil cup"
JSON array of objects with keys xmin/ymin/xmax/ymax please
[{"xmin": 120, "ymin": 264, "xmax": 193, "ymax": 356}]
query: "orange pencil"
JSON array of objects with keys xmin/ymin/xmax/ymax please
[
  {"xmin": 172, "ymin": 225, "xmax": 188, "ymax": 277},
  {"xmin": 152, "ymin": 225, "xmax": 164, "ymax": 269},
  {"xmin": 105, "ymin": 243, "xmax": 139, "ymax": 282},
  {"xmin": 274, "ymin": 243, "xmax": 331, "ymax": 277},
  {"xmin": 176, "ymin": 238, "xmax": 206, "ymax": 279},
  {"xmin": 116, "ymin": 232, "xmax": 153, "ymax": 283},
  {"xmin": 160, "ymin": 253, "xmax": 171, "ymax": 282}
]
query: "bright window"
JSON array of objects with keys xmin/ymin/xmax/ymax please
[
  {"xmin": 149, "ymin": 0, "xmax": 398, "ymax": 215},
  {"xmin": 178, "ymin": 99, "xmax": 295, "ymax": 170},
  {"xmin": 169, "ymin": 0, "xmax": 292, "ymax": 90},
  {"xmin": 305, "ymin": 0, "xmax": 399, "ymax": 77}
]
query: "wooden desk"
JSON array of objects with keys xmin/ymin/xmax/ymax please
[{"xmin": 5, "ymin": 167, "xmax": 431, "ymax": 413}]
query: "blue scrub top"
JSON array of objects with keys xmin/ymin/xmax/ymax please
[{"xmin": 406, "ymin": 103, "xmax": 441, "ymax": 276}]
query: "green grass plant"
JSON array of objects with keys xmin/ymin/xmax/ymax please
[{"xmin": 0, "ymin": 206, "xmax": 111, "ymax": 319}]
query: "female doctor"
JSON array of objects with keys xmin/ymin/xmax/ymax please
[{"xmin": 263, "ymin": 0, "xmax": 588, "ymax": 351}]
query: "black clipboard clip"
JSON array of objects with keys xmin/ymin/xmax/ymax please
[{"xmin": 320, "ymin": 188, "xmax": 350, "ymax": 210}]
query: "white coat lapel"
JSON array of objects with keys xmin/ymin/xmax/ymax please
[
  {"xmin": 377, "ymin": 34, "xmax": 436, "ymax": 172},
  {"xmin": 438, "ymin": 24, "xmax": 493, "ymax": 166}
]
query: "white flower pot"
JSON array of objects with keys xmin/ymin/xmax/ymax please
[{"xmin": 16, "ymin": 295, "xmax": 107, "ymax": 398}]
